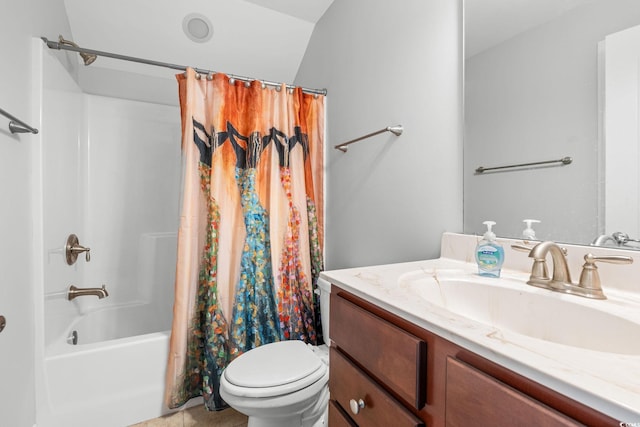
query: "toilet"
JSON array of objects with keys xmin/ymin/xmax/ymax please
[{"xmin": 219, "ymin": 278, "xmax": 331, "ymax": 427}]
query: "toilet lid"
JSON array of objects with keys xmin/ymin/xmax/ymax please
[{"xmin": 223, "ymin": 340, "xmax": 326, "ymax": 396}]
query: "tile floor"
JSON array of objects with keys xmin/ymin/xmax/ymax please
[{"xmin": 131, "ymin": 406, "xmax": 248, "ymax": 427}]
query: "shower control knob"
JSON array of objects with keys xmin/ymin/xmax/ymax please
[
  {"xmin": 65, "ymin": 234, "xmax": 91, "ymax": 265},
  {"xmin": 0, "ymin": 315, "xmax": 6, "ymax": 333},
  {"xmin": 349, "ymin": 398, "xmax": 365, "ymax": 415}
]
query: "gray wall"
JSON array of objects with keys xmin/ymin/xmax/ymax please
[
  {"xmin": 296, "ymin": 0, "xmax": 464, "ymax": 269},
  {"xmin": 0, "ymin": 2, "xmax": 74, "ymax": 425},
  {"xmin": 464, "ymin": 0, "xmax": 640, "ymax": 244}
]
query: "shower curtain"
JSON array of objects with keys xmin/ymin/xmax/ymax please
[{"xmin": 165, "ymin": 68, "xmax": 325, "ymax": 411}]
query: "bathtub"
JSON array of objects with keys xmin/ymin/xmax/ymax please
[
  {"xmin": 37, "ymin": 231, "xmax": 180, "ymax": 426},
  {"xmin": 37, "ymin": 303, "xmax": 197, "ymax": 427},
  {"xmin": 59, "ymin": 300, "xmax": 173, "ymax": 346},
  {"xmin": 36, "ymin": 229, "xmax": 181, "ymax": 427}
]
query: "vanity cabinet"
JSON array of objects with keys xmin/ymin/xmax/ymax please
[
  {"xmin": 445, "ymin": 357, "xmax": 580, "ymax": 426},
  {"xmin": 329, "ymin": 287, "xmax": 619, "ymax": 427}
]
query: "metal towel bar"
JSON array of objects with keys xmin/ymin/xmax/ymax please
[
  {"xmin": 475, "ymin": 156, "xmax": 572, "ymax": 174},
  {"xmin": 335, "ymin": 125, "xmax": 403, "ymax": 152},
  {"xmin": 0, "ymin": 107, "xmax": 38, "ymax": 134}
]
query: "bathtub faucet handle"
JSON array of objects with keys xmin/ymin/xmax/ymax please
[
  {"xmin": 65, "ymin": 234, "xmax": 91, "ymax": 265},
  {"xmin": 73, "ymin": 244, "xmax": 91, "ymax": 262}
]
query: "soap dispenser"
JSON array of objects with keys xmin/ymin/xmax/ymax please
[
  {"xmin": 522, "ymin": 219, "xmax": 541, "ymax": 240},
  {"xmin": 475, "ymin": 221, "xmax": 505, "ymax": 278}
]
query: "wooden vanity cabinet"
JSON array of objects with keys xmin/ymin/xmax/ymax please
[
  {"xmin": 330, "ymin": 292, "xmax": 425, "ymax": 426},
  {"xmin": 329, "ymin": 400, "xmax": 357, "ymax": 427},
  {"xmin": 329, "ymin": 287, "xmax": 620, "ymax": 427},
  {"xmin": 445, "ymin": 357, "xmax": 581, "ymax": 426}
]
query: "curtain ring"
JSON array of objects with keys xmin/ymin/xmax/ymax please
[
  {"xmin": 207, "ymin": 72, "xmax": 214, "ymax": 80},
  {"xmin": 229, "ymin": 77, "xmax": 235, "ymax": 85},
  {"xmin": 261, "ymin": 81, "xmax": 266, "ymax": 89},
  {"xmin": 244, "ymin": 81, "xmax": 250, "ymax": 88}
]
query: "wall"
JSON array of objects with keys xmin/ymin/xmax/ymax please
[
  {"xmin": 82, "ymin": 94, "xmax": 180, "ymax": 314},
  {"xmin": 0, "ymin": 1, "xmax": 73, "ymax": 426},
  {"xmin": 464, "ymin": 0, "xmax": 640, "ymax": 244},
  {"xmin": 78, "ymin": 66, "xmax": 178, "ymax": 107},
  {"xmin": 296, "ymin": 0, "xmax": 464, "ymax": 269}
]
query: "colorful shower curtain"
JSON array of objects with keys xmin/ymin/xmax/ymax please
[{"xmin": 165, "ymin": 68, "xmax": 325, "ymax": 411}]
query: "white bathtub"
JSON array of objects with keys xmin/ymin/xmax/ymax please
[
  {"xmin": 63, "ymin": 301, "xmax": 172, "ymax": 346},
  {"xmin": 37, "ymin": 304, "xmax": 196, "ymax": 427}
]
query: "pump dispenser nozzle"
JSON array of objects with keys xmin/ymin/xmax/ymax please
[
  {"xmin": 482, "ymin": 220, "xmax": 497, "ymax": 241},
  {"xmin": 522, "ymin": 219, "xmax": 541, "ymax": 240}
]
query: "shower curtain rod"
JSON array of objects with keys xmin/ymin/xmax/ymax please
[{"xmin": 40, "ymin": 36, "xmax": 327, "ymax": 96}]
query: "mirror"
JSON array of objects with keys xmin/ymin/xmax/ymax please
[{"xmin": 463, "ymin": 0, "xmax": 640, "ymax": 247}]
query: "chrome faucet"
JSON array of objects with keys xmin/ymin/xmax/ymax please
[
  {"xmin": 591, "ymin": 234, "xmax": 616, "ymax": 247},
  {"xmin": 612, "ymin": 231, "xmax": 640, "ymax": 247},
  {"xmin": 592, "ymin": 231, "xmax": 640, "ymax": 248},
  {"xmin": 525, "ymin": 241, "xmax": 633, "ymax": 299},
  {"xmin": 68, "ymin": 284, "xmax": 109, "ymax": 301}
]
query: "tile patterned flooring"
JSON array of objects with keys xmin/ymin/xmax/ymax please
[{"xmin": 131, "ymin": 406, "xmax": 248, "ymax": 427}]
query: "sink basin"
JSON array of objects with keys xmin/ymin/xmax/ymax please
[{"xmin": 399, "ymin": 270, "xmax": 640, "ymax": 355}]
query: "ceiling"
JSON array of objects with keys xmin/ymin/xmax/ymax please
[
  {"xmin": 465, "ymin": 0, "xmax": 593, "ymax": 58},
  {"xmin": 60, "ymin": 0, "xmax": 594, "ymax": 83},
  {"xmin": 62, "ymin": 0, "xmax": 335, "ymax": 83}
]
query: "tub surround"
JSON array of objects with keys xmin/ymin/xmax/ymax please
[
  {"xmin": 33, "ymin": 43, "xmax": 182, "ymax": 427},
  {"xmin": 320, "ymin": 232, "xmax": 640, "ymax": 422}
]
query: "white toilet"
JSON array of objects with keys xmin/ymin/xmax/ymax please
[{"xmin": 219, "ymin": 278, "xmax": 331, "ymax": 427}]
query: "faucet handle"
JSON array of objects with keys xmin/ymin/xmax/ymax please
[
  {"xmin": 510, "ymin": 244, "xmax": 533, "ymax": 252},
  {"xmin": 65, "ymin": 234, "xmax": 91, "ymax": 265},
  {"xmin": 577, "ymin": 253, "xmax": 633, "ymax": 299}
]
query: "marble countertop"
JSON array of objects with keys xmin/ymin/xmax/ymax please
[{"xmin": 320, "ymin": 233, "xmax": 640, "ymax": 422}]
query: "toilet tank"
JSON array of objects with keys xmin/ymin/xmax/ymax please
[{"xmin": 317, "ymin": 278, "xmax": 331, "ymax": 342}]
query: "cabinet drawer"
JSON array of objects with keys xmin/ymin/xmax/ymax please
[
  {"xmin": 329, "ymin": 400, "xmax": 357, "ymax": 427},
  {"xmin": 445, "ymin": 357, "xmax": 582, "ymax": 427},
  {"xmin": 330, "ymin": 347, "xmax": 424, "ymax": 427},
  {"xmin": 331, "ymin": 292, "xmax": 427, "ymax": 409}
]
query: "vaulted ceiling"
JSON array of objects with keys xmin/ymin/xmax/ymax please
[
  {"xmin": 62, "ymin": 0, "xmax": 335, "ymax": 83},
  {"xmin": 465, "ymin": 0, "xmax": 592, "ymax": 58},
  {"xmin": 59, "ymin": 0, "xmax": 593, "ymax": 84}
]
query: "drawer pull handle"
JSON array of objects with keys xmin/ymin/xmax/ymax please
[{"xmin": 349, "ymin": 398, "xmax": 366, "ymax": 415}]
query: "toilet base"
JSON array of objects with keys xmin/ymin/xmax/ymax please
[
  {"xmin": 247, "ymin": 416, "xmax": 302, "ymax": 427},
  {"xmin": 246, "ymin": 407, "xmax": 328, "ymax": 427},
  {"xmin": 243, "ymin": 381, "xmax": 329, "ymax": 427}
]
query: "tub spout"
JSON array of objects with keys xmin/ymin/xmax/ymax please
[{"xmin": 68, "ymin": 284, "xmax": 109, "ymax": 301}]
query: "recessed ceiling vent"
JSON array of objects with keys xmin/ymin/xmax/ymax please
[{"xmin": 183, "ymin": 13, "xmax": 213, "ymax": 43}]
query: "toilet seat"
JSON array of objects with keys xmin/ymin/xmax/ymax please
[{"xmin": 222, "ymin": 340, "xmax": 327, "ymax": 398}]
